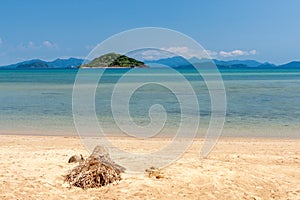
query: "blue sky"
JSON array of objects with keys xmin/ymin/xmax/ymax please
[{"xmin": 0, "ymin": 0, "xmax": 299, "ymax": 65}]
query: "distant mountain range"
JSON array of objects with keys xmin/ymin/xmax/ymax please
[
  {"xmin": 1, "ymin": 55, "xmax": 300, "ymax": 69},
  {"xmin": 0, "ymin": 58, "xmax": 84, "ymax": 69},
  {"xmin": 144, "ymin": 56, "xmax": 191, "ymax": 68},
  {"xmin": 144, "ymin": 56, "xmax": 300, "ymax": 69}
]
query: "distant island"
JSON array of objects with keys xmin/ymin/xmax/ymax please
[{"xmin": 80, "ymin": 52, "xmax": 147, "ymax": 68}]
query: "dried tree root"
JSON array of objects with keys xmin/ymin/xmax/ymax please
[{"xmin": 65, "ymin": 146, "xmax": 125, "ymax": 189}]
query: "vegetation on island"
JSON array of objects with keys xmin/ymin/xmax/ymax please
[{"xmin": 80, "ymin": 52, "xmax": 146, "ymax": 68}]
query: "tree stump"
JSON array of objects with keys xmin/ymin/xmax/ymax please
[
  {"xmin": 90, "ymin": 146, "xmax": 126, "ymax": 173},
  {"xmin": 65, "ymin": 145, "xmax": 125, "ymax": 189}
]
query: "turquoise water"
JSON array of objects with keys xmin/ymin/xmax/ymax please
[{"xmin": 0, "ymin": 68, "xmax": 299, "ymax": 138}]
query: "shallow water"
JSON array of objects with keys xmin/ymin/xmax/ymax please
[{"xmin": 0, "ymin": 68, "xmax": 299, "ymax": 138}]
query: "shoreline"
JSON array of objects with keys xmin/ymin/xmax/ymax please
[
  {"xmin": 1, "ymin": 126, "xmax": 299, "ymax": 140},
  {"xmin": 0, "ymin": 133, "xmax": 300, "ymax": 141}
]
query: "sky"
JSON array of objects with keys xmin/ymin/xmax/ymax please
[{"xmin": 0, "ymin": 0, "xmax": 299, "ymax": 65}]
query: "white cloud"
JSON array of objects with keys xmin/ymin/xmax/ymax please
[
  {"xmin": 141, "ymin": 49, "xmax": 174, "ymax": 60},
  {"xmin": 158, "ymin": 47, "xmax": 257, "ymax": 59},
  {"xmin": 162, "ymin": 46, "xmax": 189, "ymax": 55},
  {"xmin": 43, "ymin": 40, "xmax": 57, "ymax": 48},
  {"xmin": 28, "ymin": 41, "xmax": 35, "ymax": 48},
  {"xmin": 16, "ymin": 40, "xmax": 58, "ymax": 50},
  {"xmin": 161, "ymin": 46, "xmax": 216, "ymax": 59},
  {"xmin": 219, "ymin": 49, "xmax": 257, "ymax": 57},
  {"xmin": 206, "ymin": 50, "xmax": 218, "ymax": 57},
  {"xmin": 125, "ymin": 49, "xmax": 174, "ymax": 61},
  {"xmin": 18, "ymin": 41, "xmax": 40, "ymax": 50},
  {"xmin": 161, "ymin": 46, "xmax": 193, "ymax": 58}
]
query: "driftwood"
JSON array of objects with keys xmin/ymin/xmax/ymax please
[{"xmin": 65, "ymin": 146, "xmax": 125, "ymax": 189}]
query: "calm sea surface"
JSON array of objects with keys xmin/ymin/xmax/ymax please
[{"xmin": 0, "ymin": 68, "xmax": 299, "ymax": 138}]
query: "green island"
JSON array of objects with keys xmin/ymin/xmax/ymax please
[{"xmin": 80, "ymin": 52, "xmax": 147, "ymax": 68}]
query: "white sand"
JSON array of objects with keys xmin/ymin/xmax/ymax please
[{"xmin": 0, "ymin": 135, "xmax": 299, "ymax": 199}]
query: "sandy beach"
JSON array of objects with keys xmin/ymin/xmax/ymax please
[{"xmin": 0, "ymin": 135, "xmax": 299, "ymax": 199}]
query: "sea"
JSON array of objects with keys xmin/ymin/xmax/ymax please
[{"xmin": 0, "ymin": 68, "xmax": 299, "ymax": 138}]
